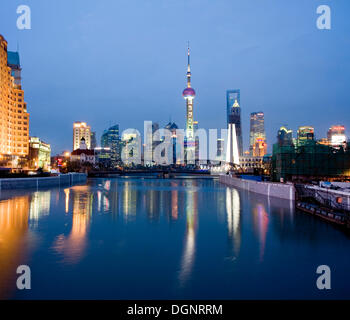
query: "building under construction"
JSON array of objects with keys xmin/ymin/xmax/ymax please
[{"xmin": 272, "ymin": 140, "xmax": 350, "ymax": 182}]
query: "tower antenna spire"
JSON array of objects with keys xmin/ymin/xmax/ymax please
[{"xmin": 187, "ymin": 41, "xmax": 190, "ymax": 66}]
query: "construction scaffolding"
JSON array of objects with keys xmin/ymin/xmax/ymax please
[{"xmin": 271, "ymin": 141, "xmax": 350, "ymax": 182}]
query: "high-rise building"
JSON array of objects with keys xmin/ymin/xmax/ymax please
[
  {"xmin": 227, "ymin": 97, "xmax": 243, "ymax": 156},
  {"xmin": 216, "ymin": 138, "xmax": 224, "ymax": 160},
  {"xmin": 29, "ymin": 137, "xmax": 51, "ymax": 170},
  {"xmin": 121, "ymin": 132, "xmax": 140, "ymax": 166},
  {"xmin": 164, "ymin": 122, "xmax": 179, "ymax": 165},
  {"xmin": 0, "ymin": 35, "xmax": 30, "ymax": 166},
  {"xmin": 297, "ymin": 126, "xmax": 314, "ymax": 144},
  {"xmin": 73, "ymin": 122, "xmax": 91, "ymax": 150},
  {"xmin": 144, "ymin": 122, "xmax": 160, "ymax": 166},
  {"xmin": 277, "ymin": 126, "xmax": 293, "ymax": 146},
  {"xmin": 226, "ymin": 89, "xmax": 240, "ymax": 125},
  {"xmin": 101, "ymin": 124, "xmax": 121, "ymax": 166},
  {"xmin": 182, "ymin": 45, "xmax": 196, "ymax": 164},
  {"xmin": 90, "ymin": 131, "xmax": 97, "ymax": 150},
  {"xmin": 193, "ymin": 121, "xmax": 200, "ymax": 162},
  {"xmin": 249, "ymin": 112, "xmax": 266, "ymax": 156},
  {"xmin": 327, "ymin": 125, "xmax": 346, "ymax": 148}
]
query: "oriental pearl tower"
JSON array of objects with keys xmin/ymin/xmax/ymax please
[{"xmin": 182, "ymin": 44, "xmax": 196, "ymax": 163}]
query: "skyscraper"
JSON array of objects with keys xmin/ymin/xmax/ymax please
[
  {"xmin": 327, "ymin": 125, "xmax": 346, "ymax": 148},
  {"xmin": 101, "ymin": 124, "xmax": 121, "ymax": 166},
  {"xmin": 73, "ymin": 122, "xmax": 91, "ymax": 150},
  {"xmin": 227, "ymin": 97, "xmax": 243, "ymax": 156},
  {"xmin": 249, "ymin": 112, "xmax": 266, "ymax": 156},
  {"xmin": 90, "ymin": 132, "xmax": 97, "ymax": 150},
  {"xmin": 0, "ymin": 35, "xmax": 30, "ymax": 165},
  {"xmin": 277, "ymin": 126, "xmax": 293, "ymax": 146},
  {"xmin": 297, "ymin": 126, "xmax": 314, "ymax": 144},
  {"xmin": 182, "ymin": 44, "xmax": 196, "ymax": 164},
  {"xmin": 164, "ymin": 122, "xmax": 179, "ymax": 165},
  {"xmin": 226, "ymin": 90, "xmax": 240, "ymax": 125},
  {"xmin": 121, "ymin": 131, "xmax": 140, "ymax": 166}
]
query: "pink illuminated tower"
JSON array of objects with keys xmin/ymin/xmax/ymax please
[{"xmin": 182, "ymin": 44, "xmax": 196, "ymax": 163}]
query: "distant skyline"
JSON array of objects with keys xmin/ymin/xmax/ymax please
[{"xmin": 1, "ymin": 0, "xmax": 350, "ymax": 154}]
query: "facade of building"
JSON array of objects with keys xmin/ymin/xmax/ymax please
[
  {"xmin": 182, "ymin": 45, "xmax": 196, "ymax": 164},
  {"xmin": 297, "ymin": 126, "xmax": 315, "ymax": 144},
  {"xmin": 73, "ymin": 122, "xmax": 91, "ymax": 150},
  {"xmin": 121, "ymin": 132, "xmax": 140, "ymax": 166},
  {"xmin": 101, "ymin": 124, "xmax": 121, "ymax": 166},
  {"xmin": 227, "ymin": 97, "xmax": 243, "ymax": 156},
  {"xmin": 277, "ymin": 126, "xmax": 293, "ymax": 146},
  {"xmin": 71, "ymin": 138, "xmax": 95, "ymax": 164},
  {"xmin": 249, "ymin": 112, "xmax": 266, "ymax": 156},
  {"xmin": 94, "ymin": 147, "xmax": 111, "ymax": 168},
  {"xmin": 239, "ymin": 155, "xmax": 265, "ymax": 172},
  {"xmin": 90, "ymin": 131, "xmax": 97, "ymax": 150},
  {"xmin": 327, "ymin": 125, "xmax": 347, "ymax": 148},
  {"xmin": 272, "ymin": 139, "xmax": 350, "ymax": 182},
  {"xmin": 164, "ymin": 122, "xmax": 179, "ymax": 165},
  {"xmin": 216, "ymin": 138, "xmax": 225, "ymax": 160},
  {"xmin": 0, "ymin": 35, "xmax": 30, "ymax": 167},
  {"xmin": 226, "ymin": 89, "xmax": 240, "ymax": 125},
  {"xmin": 29, "ymin": 137, "xmax": 51, "ymax": 170}
]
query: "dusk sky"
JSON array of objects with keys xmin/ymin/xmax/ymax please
[{"xmin": 1, "ymin": 0, "xmax": 350, "ymax": 154}]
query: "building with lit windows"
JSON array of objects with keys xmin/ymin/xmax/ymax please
[
  {"xmin": 327, "ymin": 125, "xmax": 347, "ymax": 148},
  {"xmin": 249, "ymin": 112, "xmax": 266, "ymax": 156},
  {"xmin": 164, "ymin": 122, "xmax": 179, "ymax": 165},
  {"xmin": 277, "ymin": 126, "xmax": 294, "ymax": 146},
  {"xmin": 94, "ymin": 147, "xmax": 112, "ymax": 168},
  {"xmin": 73, "ymin": 122, "xmax": 91, "ymax": 150},
  {"xmin": 29, "ymin": 137, "xmax": 51, "ymax": 170},
  {"xmin": 90, "ymin": 131, "xmax": 97, "ymax": 150},
  {"xmin": 121, "ymin": 131, "xmax": 140, "ymax": 166},
  {"xmin": 0, "ymin": 35, "xmax": 30, "ymax": 167},
  {"xmin": 227, "ymin": 95, "xmax": 243, "ymax": 156},
  {"xmin": 297, "ymin": 126, "xmax": 314, "ymax": 144},
  {"xmin": 71, "ymin": 138, "xmax": 95, "ymax": 165},
  {"xmin": 226, "ymin": 89, "xmax": 240, "ymax": 126},
  {"xmin": 101, "ymin": 124, "xmax": 121, "ymax": 166}
]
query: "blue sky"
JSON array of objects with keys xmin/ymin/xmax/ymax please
[{"xmin": 1, "ymin": 0, "xmax": 350, "ymax": 154}]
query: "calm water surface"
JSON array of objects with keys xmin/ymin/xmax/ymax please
[{"xmin": 0, "ymin": 178, "xmax": 349, "ymax": 299}]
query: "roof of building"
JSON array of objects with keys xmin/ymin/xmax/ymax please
[
  {"xmin": 7, "ymin": 51, "xmax": 20, "ymax": 67},
  {"xmin": 71, "ymin": 149, "xmax": 95, "ymax": 156},
  {"xmin": 165, "ymin": 122, "xmax": 178, "ymax": 130}
]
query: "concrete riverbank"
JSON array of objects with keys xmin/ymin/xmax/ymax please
[
  {"xmin": 0, "ymin": 173, "xmax": 87, "ymax": 190},
  {"xmin": 220, "ymin": 175, "xmax": 295, "ymax": 200}
]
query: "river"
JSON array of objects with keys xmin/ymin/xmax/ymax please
[{"xmin": 0, "ymin": 178, "xmax": 349, "ymax": 299}]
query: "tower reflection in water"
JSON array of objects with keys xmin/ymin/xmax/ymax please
[
  {"xmin": 252, "ymin": 203, "xmax": 269, "ymax": 262},
  {"xmin": 226, "ymin": 187, "xmax": 241, "ymax": 258},
  {"xmin": 53, "ymin": 185, "xmax": 92, "ymax": 264},
  {"xmin": 178, "ymin": 180, "xmax": 198, "ymax": 287}
]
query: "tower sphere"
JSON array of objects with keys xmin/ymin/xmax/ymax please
[{"xmin": 182, "ymin": 87, "xmax": 196, "ymax": 98}]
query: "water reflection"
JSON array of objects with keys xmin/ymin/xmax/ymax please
[
  {"xmin": 29, "ymin": 191, "xmax": 51, "ymax": 228},
  {"xmin": 226, "ymin": 188, "xmax": 241, "ymax": 257},
  {"xmin": 252, "ymin": 203, "xmax": 269, "ymax": 262},
  {"xmin": 0, "ymin": 195, "xmax": 30, "ymax": 299},
  {"xmin": 1, "ymin": 179, "xmax": 350, "ymax": 299},
  {"xmin": 178, "ymin": 180, "xmax": 198, "ymax": 287},
  {"xmin": 53, "ymin": 186, "xmax": 91, "ymax": 264}
]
